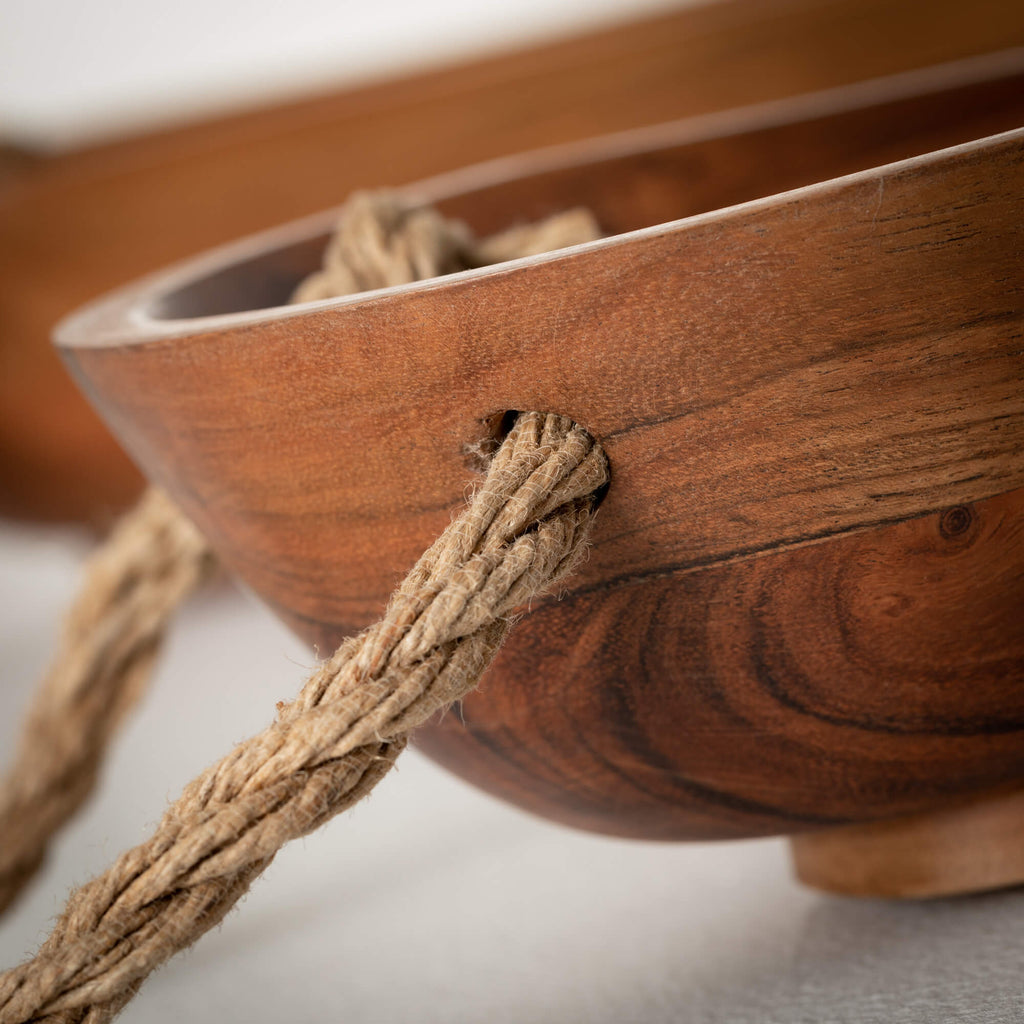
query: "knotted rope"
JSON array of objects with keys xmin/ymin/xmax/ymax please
[{"xmin": 0, "ymin": 193, "xmax": 606, "ymax": 1023}]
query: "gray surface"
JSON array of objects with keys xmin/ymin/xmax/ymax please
[{"xmin": 1, "ymin": 521, "xmax": 1022, "ymax": 1023}]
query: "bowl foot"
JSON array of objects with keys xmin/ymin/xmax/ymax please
[{"xmin": 790, "ymin": 787, "xmax": 1024, "ymax": 898}]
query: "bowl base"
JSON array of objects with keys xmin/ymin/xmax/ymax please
[{"xmin": 790, "ymin": 787, "xmax": 1024, "ymax": 898}]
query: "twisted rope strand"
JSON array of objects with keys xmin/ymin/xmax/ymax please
[
  {"xmin": 0, "ymin": 411, "xmax": 608, "ymax": 1023},
  {"xmin": 0, "ymin": 191, "xmax": 606, "ymax": 1022},
  {"xmin": 0, "ymin": 491, "xmax": 216, "ymax": 915}
]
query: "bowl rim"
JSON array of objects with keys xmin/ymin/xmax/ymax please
[{"xmin": 55, "ymin": 47, "xmax": 1024, "ymax": 350}]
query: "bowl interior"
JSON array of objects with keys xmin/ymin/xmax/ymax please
[{"xmin": 147, "ymin": 58, "xmax": 1024, "ymax": 322}]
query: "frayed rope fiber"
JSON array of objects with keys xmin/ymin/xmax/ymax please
[{"xmin": 0, "ymin": 193, "xmax": 608, "ymax": 1023}]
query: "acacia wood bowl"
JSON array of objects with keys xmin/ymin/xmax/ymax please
[{"xmin": 56, "ymin": 54, "xmax": 1024, "ymax": 896}]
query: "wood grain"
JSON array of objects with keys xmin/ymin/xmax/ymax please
[
  {"xmin": 5, "ymin": 0, "xmax": 1024, "ymax": 518},
  {"xmin": 420, "ymin": 490, "xmax": 1024, "ymax": 838},
  {"xmin": 57, "ymin": 99, "xmax": 1024, "ymax": 837}
]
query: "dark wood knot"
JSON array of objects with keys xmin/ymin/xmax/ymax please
[{"xmin": 939, "ymin": 504, "xmax": 975, "ymax": 539}]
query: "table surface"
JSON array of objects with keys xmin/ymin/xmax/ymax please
[{"xmin": 1, "ymin": 519, "xmax": 1022, "ymax": 1023}]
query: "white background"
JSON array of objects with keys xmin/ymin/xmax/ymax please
[{"xmin": 2, "ymin": 0, "xmax": 686, "ymax": 150}]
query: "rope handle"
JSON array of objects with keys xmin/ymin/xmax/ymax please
[{"xmin": 0, "ymin": 194, "xmax": 608, "ymax": 1023}]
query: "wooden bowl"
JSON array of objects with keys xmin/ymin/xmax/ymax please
[{"xmin": 56, "ymin": 56, "xmax": 1024, "ymax": 894}]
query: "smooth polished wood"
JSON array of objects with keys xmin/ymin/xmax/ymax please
[
  {"xmin": 5, "ymin": 0, "xmax": 1024, "ymax": 519},
  {"xmin": 792, "ymin": 787, "xmax": 1024, "ymax": 898},
  {"xmin": 56, "ymin": 72, "xmax": 1024, "ymax": 841}
]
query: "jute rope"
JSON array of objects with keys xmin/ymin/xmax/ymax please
[
  {"xmin": 0, "ymin": 491, "xmax": 216, "ymax": 915},
  {"xmin": 0, "ymin": 193, "xmax": 606, "ymax": 1022}
]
